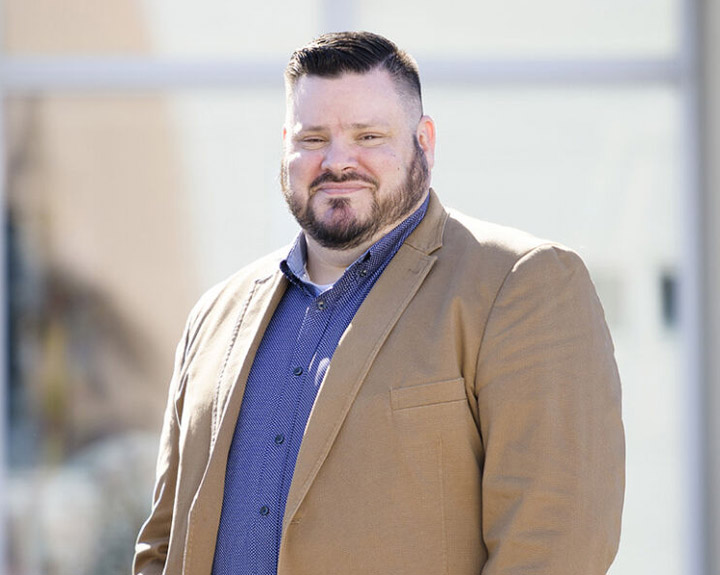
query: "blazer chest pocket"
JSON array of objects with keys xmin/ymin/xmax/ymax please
[{"xmin": 390, "ymin": 377, "xmax": 467, "ymax": 411}]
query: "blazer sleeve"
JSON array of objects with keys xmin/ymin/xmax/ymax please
[
  {"xmin": 132, "ymin": 312, "xmax": 194, "ymax": 575},
  {"xmin": 475, "ymin": 244, "xmax": 625, "ymax": 574}
]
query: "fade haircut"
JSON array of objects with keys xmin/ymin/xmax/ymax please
[{"xmin": 284, "ymin": 31, "xmax": 423, "ymax": 115}]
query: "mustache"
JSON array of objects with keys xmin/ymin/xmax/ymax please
[{"xmin": 310, "ymin": 171, "xmax": 378, "ymax": 190}]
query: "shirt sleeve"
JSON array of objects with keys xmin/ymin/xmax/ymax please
[{"xmin": 475, "ymin": 244, "xmax": 625, "ymax": 574}]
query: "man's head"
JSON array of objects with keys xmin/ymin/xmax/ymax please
[{"xmin": 281, "ymin": 32, "xmax": 435, "ymax": 252}]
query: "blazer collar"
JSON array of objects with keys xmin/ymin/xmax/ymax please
[{"xmin": 403, "ymin": 188, "xmax": 448, "ymax": 255}]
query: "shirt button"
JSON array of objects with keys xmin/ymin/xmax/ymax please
[
  {"xmin": 293, "ymin": 366, "xmax": 303, "ymax": 376},
  {"xmin": 260, "ymin": 505, "xmax": 270, "ymax": 516},
  {"xmin": 274, "ymin": 434, "xmax": 285, "ymax": 445},
  {"xmin": 316, "ymin": 300, "xmax": 326, "ymax": 311},
  {"xmin": 359, "ymin": 268, "xmax": 368, "ymax": 277}
]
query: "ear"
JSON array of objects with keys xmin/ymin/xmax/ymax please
[{"xmin": 416, "ymin": 115, "xmax": 436, "ymax": 170}]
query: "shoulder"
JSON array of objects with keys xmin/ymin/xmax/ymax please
[
  {"xmin": 439, "ymin": 209, "xmax": 603, "ymax": 333},
  {"xmin": 440, "ymin": 207, "xmax": 587, "ymax": 277},
  {"xmin": 445, "ymin": 208, "xmax": 550, "ymax": 258},
  {"xmin": 419, "ymin": 205, "xmax": 599, "ymax": 320}
]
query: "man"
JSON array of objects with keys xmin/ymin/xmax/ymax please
[{"xmin": 134, "ymin": 31, "xmax": 624, "ymax": 575}]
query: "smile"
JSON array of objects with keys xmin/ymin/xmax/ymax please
[{"xmin": 314, "ymin": 182, "xmax": 372, "ymax": 196}]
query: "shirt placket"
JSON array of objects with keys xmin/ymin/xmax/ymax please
[{"xmin": 252, "ymin": 289, "xmax": 336, "ymax": 574}]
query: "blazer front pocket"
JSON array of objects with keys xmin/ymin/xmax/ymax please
[{"xmin": 390, "ymin": 377, "xmax": 467, "ymax": 411}]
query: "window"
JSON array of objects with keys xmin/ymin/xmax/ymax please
[{"xmin": 0, "ymin": 2, "xmax": 700, "ymax": 574}]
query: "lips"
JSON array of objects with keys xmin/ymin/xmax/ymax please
[
  {"xmin": 315, "ymin": 182, "xmax": 371, "ymax": 195},
  {"xmin": 309, "ymin": 172, "xmax": 378, "ymax": 194}
]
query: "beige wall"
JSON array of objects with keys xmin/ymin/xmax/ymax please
[{"xmin": 4, "ymin": 0, "xmax": 200, "ymax": 453}]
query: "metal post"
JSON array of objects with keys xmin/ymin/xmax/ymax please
[
  {"xmin": 679, "ymin": 0, "xmax": 708, "ymax": 573},
  {"xmin": 0, "ymin": 1, "xmax": 9, "ymax": 571}
]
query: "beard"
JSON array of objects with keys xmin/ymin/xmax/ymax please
[{"xmin": 281, "ymin": 138, "xmax": 430, "ymax": 250}]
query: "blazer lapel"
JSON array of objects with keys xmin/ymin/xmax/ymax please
[
  {"xmin": 282, "ymin": 215, "xmax": 445, "ymax": 531},
  {"xmin": 183, "ymin": 268, "xmax": 287, "ymax": 575},
  {"xmin": 211, "ymin": 270, "xmax": 288, "ymax": 447}
]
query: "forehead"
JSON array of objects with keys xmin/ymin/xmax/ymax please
[{"xmin": 286, "ymin": 69, "xmax": 411, "ymax": 126}]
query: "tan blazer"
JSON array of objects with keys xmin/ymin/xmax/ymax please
[{"xmin": 134, "ymin": 191, "xmax": 624, "ymax": 575}]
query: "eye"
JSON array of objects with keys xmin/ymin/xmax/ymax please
[
  {"xmin": 358, "ymin": 133, "xmax": 384, "ymax": 144},
  {"xmin": 298, "ymin": 136, "xmax": 326, "ymax": 148}
]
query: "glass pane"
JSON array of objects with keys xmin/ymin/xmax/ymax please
[
  {"xmin": 424, "ymin": 85, "xmax": 684, "ymax": 574},
  {"xmin": 3, "ymin": 0, "xmax": 322, "ymax": 56},
  {"xmin": 5, "ymin": 94, "xmax": 200, "ymax": 461},
  {"xmin": 359, "ymin": 0, "xmax": 679, "ymax": 58}
]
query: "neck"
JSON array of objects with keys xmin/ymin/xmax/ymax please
[{"xmin": 303, "ymin": 237, "xmax": 370, "ymax": 285}]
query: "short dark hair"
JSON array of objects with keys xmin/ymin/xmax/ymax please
[{"xmin": 285, "ymin": 31, "xmax": 423, "ymax": 112}]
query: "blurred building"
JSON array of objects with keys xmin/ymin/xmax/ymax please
[{"xmin": 0, "ymin": 1, "xmax": 718, "ymax": 574}]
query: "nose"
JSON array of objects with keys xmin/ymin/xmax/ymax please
[{"xmin": 320, "ymin": 139, "xmax": 358, "ymax": 173}]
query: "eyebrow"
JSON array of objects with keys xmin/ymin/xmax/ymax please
[
  {"xmin": 348, "ymin": 122, "xmax": 388, "ymax": 130},
  {"xmin": 295, "ymin": 125, "xmax": 325, "ymax": 133},
  {"xmin": 295, "ymin": 121, "xmax": 390, "ymax": 133}
]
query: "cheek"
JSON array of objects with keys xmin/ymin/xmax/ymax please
[
  {"xmin": 363, "ymin": 150, "xmax": 403, "ymax": 183},
  {"xmin": 287, "ymin": 150, "xmax": 321, "ymax": 182}
]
